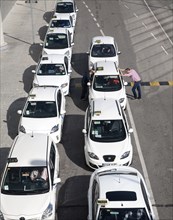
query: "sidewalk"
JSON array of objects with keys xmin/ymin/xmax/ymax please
[{"xmin": 0, "ymin": 1, "xmax": 55, "ymax": 149}]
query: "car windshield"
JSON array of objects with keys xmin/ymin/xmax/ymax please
[
  {"xmin": 56, "ymin": 2, "xmax": 74, "ymax": 13},
  {"xmin": 37, "ymin": 64, "xmax": 66, "ymax": 76},
  {"xmin": 97, "ymin": 208, "xmax": 151, "ymax": 220},
  {"xmin": 50, "ymin": 19, "xmax": 71, "ymax": 28},
  {"xmin": 1, "ymin": 166, "xmax": 49, "ymax": 195},
  {"xmin": 45, "ymin": 33, "xmax": 68, "ymax": 49},
  {"xmin": 90, "ymin": 120, "xmax": 126, "ymax": 142},
  {"xmin": 91, "ymin": 44, "xmax": 116, "ymax": 57},
  {"xmin": 93, "ymin": 75, "xmax": 122, "ymax": 91},
  {"xmin": 23, "ymin": 101, "xmax": 57, "ymax": 118}
]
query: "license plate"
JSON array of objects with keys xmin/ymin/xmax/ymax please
[{"xmin": 102, "ymin": 163, "xmax": 116, "ymax": 166}]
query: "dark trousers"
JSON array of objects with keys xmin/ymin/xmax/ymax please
[
  {"xmin": 81, "ymin": 86, "xmax": 88, "ymax": 99},
  {"xmin": 132, "ymin": 81, "xmax": 141, "ymax": 99}
]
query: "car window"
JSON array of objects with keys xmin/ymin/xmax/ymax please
[
  {"xmin": 38, "ymin": 64, "xmax": 66, "ymax": 76},
  {"xmin": 49, "ymin": 144, "xmax": 56, "ymax": 185},
  {"xmin": 98, "ymin": 208, "xmax": 150, "ymax": 220},
  {"xmin": 56, "ymin": 2, "xmax": 74, "ymax": 13},
  {"xmin": 90, "ymin": 120, "xmax": 126, "ymax": 142},
  {"xmin": 93, "ymin": 75, "xmax": 122, "ymax": 91},
  {"xmin": 91, "ymin": 44, "xmax": 116, "ymax": 57},
  {"xmin": 1, "ymin": 166, "xmax": 49, "ymax": 195},
  {"xmin": 23, "ymin": 101, "xmax": 57, "ymax": 118},
  {"xmin": 45, "ymin": 33, "xmax": 68, "ymax": 49},
  {"xmin": 51, "ymin": 19, "xmax": 71, "ymax": 28},
  {"xmin": 92, "ymin": 179, "xmax": 99, "ymax": 220}
]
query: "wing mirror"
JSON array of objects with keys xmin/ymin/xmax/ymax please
[
  {"xmin": 82, "ymin": 129, "xmax": 87, "ymax": 134},
  {"xmin": 53, "ymin": 177, "xmax": 61, "ymax": 185},
  {"xmin": 32, "ymin": 70, "xmax": 36, "ymax": 74},
  {"xmin": 87, "ymin": 82, "xmax": 91, "ymax": 86},
  {"xmin": 17, "ymin": 110, "xmax": 22, "ymax": 115},
  {"xmin": 124, "ymin": 81, "xmax": 128, "ymax": 86},
  {"xmin": 129, "ymin": 128, "xmax": 133, "ymax": 133}
]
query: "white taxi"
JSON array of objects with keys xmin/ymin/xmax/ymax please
[
  {"xmin": 87, "ymin": 36, "xmax": 121, "ymax": 70},
  {"xmin": 82, "ymin": 99, "xmax": 133, "ymax": 169},
  {"xmin": 54, "ymin": 0, "xmax": 78, "ymax": 26},
  {"xmin": 49, "ymin": 14, "xmax": 75, "ymax": 43},
  {"xmin": 88, "ymin": 61, "xmax": 127, "ymax": 109},
  {"xmin": 41, "ymin": 28, "xmax": 73, "ymax": 66},
  {"xmin": 0, "ymin": 133, "xmax": 61, "ymax": 220},
  {"xmin": 88, "ymin": 166, "xmax": 155, "ymax": 220},
  {"xmin": 32, "ymin": 54, "xmax": 71, "ymax": 96},
  {"xmin": 17, "ymin": 86, "xmax": 66, "ymax": 143}
]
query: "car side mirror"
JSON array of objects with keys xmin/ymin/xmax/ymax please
[
  {"xmin": 87, "ymin": 82, "xmax": 91, "ymax": 86},
  {"xmin": 129, "ymin": 128, "xmax": 133, "ymax": 133},
  {"xmin": 32, "ymin": 70, "xmax": 36, "ymax": 74},
  {"xmin": 117, "ymin": 51, "xmax": 121, "ymax": 55},
  {"xmin": 82, "ymin": 129, "xmax": 87, "ymax": 134},
  {"xmin": 124, "ymin": 82, "xmax": 128, "ymax": 86},
  {"xmin": 40, "ymin": 43, "xmax": 43, "ymax": 46},
  {"xmin": 86, "ymin": 51, "xmax": 89, "ymax": 55},
  {"xmin": 53, "ymin": 177, "xmax": 61, "ymax": 185},
  {"xmin": 17, "ymin": 110, "xmax": 22, "ymax": 115},
  {"xmin": 76, "ymin": 8, "xmax": 79, "ymax": 12},
  {"xmin": 61, "ymin": 110, "xmax": 66, "ymax": 115}
]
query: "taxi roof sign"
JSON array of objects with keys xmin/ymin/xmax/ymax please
[
  {"xmin": 29, "ymin": 94, "xmax": 36, "ymax": 99},
  {"xmin": 94, "ymin": 111, "xmax": 101, "ymax": 116},
  {"xmin": 95, "ymin": 40, "xmax": 101, "ymax": 44},
  {"xmin": 7, "ymin": 157, "xmax": 18, "ymax": 163},
  {"xmin": 97, "ymin": 199, "xmax": 108, "ymax": 206}
]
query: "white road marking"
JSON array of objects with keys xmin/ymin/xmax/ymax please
[
  {"xmin": 142, "ymin": 22, "xmax": 148, "ymax": 29},
  {"xmin": 100, "ymin": 29, "xmax": 105, "ymax": 36},
  {"xmin": 143, "ymin": 0, "xmax": 173, "ymax": 46},
  {"xmin": 96, "ymin": 23, "xmax": 100, "ymax": 28},
  {"xmin": 161, "ymin": 45, "xmax": 168, "ymax": 55},
  {"xmin": 150, "ymin": 32, "xmax": 157, "ymax": 40},
  {"xmin": 91, "ymin": 13, "xmax": 94, "ymax": 17},
  {"xmin": 127, "ymin": 101, "xmax": 159, "ymax": 219},
  {"xmin": 133, "ymin": 13, "xmax": 138, "ymax": 18},
  {"xmin": 124, "ymin": 4, "xmax": 129, "ymax": 9},
  {"xmin": 88, "ymin": 8, "xmax": 91, "ymax": 13},
  {"xmin": 93, "ymin": 17, "xmax": 97, "ymax": 22}
]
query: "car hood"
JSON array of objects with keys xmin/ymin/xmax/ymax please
[
  {"xmin": 0, "ymin": 192, "xmax": 50, "ymax": 216},
  {"xmin": 88, "ymin": 137, "xmax": 131, "ymax": 158},
  {"xmin": 90, "ymin": 89, "xmax": 126, "ymax": 100},
  {"xmin": 34, "ymin": 75, "xmax": 69, "ymax": 87},
  {"xmin": 43, "ymin": 48, "xmax": 69, "ymax": 55},
  {"xmin": 21, "ymin": 117, "xmax": 59, "ymax": 133}
]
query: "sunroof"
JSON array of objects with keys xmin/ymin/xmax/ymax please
[{"xmin": 106, "ymin": 191, "xmax": 137, "ymax": 201}]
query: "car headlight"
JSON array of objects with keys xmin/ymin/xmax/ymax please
[
  {"xmin": 42, "ymin": 203, "xmax": 53, "ymax": 219},
  {"xmin": 61, "ymin": 83, "xmax": 68, "ymax": 88},
  {"xmin": 19, "ymin": 125, "xmax": 26, "ymax": 133},
  {"xmin": 88, "ymin": 152, "xmax": 99, "ymax": 160},
  {"xmin": 121, "ymin": 151, "xmax": 130, "ymax": 159},
  {"xmin": 119, "ymin": 98, "xmax": 125, "ymax": 103},
  {"xmin": 51, "ymin": 125, "xmax": 59, "ymax": 133}
]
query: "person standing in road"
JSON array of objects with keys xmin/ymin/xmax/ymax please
[
  {"xmin": 81, "ymin": 72, "xmax": 90, "ymax": 101},
  {"xmin": 120, "ymin": 68, "xmax": 142, "ymax": 99}
]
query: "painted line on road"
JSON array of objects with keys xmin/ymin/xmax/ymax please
[
  {"xmin": 127, "ymin": 81, "xmax": 173, "ymax": 86},
  {"xmin": 126, "ymin": 101, "xmax": 159, "ymax": 220},
  {"xmin": 100, "ymin": 29, "xmax": 105, "ymax": 36},
  {"xmin": 142, "ymin": 22, "xmax": 148, "ymax": 29},
  {"xmin": 133, "ymin": 13, "xmax": 138, "ymax": 18},
  {"xmin": 150, "ymin": 32, "xmax": 157, "ymax": 40},
  {"xmin": 143, "ymin": 0, "xmax": 173, "ymax": 46},
  {"xmin": 124, "ymin": 4, "xmax": 129, "ymax": 9},
  {"xmin": 161, "ymin": 45, "xmax": 169, "ymax": 55}
]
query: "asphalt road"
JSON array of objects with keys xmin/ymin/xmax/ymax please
[{"xmin": 0, "ymin": 0, "xmax": 172, "ymax": 220}]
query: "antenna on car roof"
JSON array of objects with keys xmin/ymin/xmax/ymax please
[{"xmin": 31, "ymin": 131, "xmax": 34, "ymax": 138}]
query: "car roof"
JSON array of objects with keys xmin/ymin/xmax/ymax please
[
  {"xmin": 8, "ymin": 134, "xmax": 50, "ymax": 167},
  {"xmin": 90, "ymin": 99, "xmax": 122, "ymax": 120},
  {"xmin": 53, "ymin": 13, "xmax": 72, "ymax": 20},
  {"xmin": 92, "ymin": 36, "xmax": 115, "ymax": 45},
  {"xmin": 95, "ymin": 166, "xmax": 146, "ymax": 208},
  {"xmin": 40, "ymin": 54, "xmax": 65, "ymax": 64},
  {"xmin": 28, "ymin": 86, "xmax": 58, "ymax": 102},
  {"xmin": 94, "ymin": 61, "xmax": 119, "ymax": 75}
]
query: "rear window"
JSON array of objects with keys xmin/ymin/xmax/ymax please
[
  {"xmin": 106, "ymin": 191, "xmax": 137, "ymax": 201},
  {"xmin": 56, "ymin": 2, "xmax": 74, "ymax": 13}
]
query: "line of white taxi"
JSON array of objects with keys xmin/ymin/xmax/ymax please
[{"xmin": 0, "ymin": 1, "xmax": 156, "ymax": 220}]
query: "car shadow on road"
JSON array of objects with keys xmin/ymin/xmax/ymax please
[
  {"xmin": 61, "ymin": 114, "xmax": 91, "ymax": 171},
  {"xmin": 71, "ymin": 53, "xmax": 88, "ymax": 76},
  {"xmin": 69, "ymin": 77, "xmax": 89, "ymax": 112},
  {"xmin": 38, "ymin": 25, "xmax": 48, "ymax": 42},
  {"xmin": 43, "ymin": 11, "xmax": 54, "ymax": 24},
  {"xmin": 22, "ymin": 65, "xmax": 36, "ymax": 93},
  {"xmin": 0, "ymin": 147, "xmax": 10, "ymax": 180},
  {"xmin": 29, "ymin": 43, "xmax": 42, "ymax": 63},
  {"xmin": 6, "ymin": 97, "xmax": 27, "ymax": 140},
  {"xmin": 57, "ymin": 175, "xmax": 90, "ymax": 220}
]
